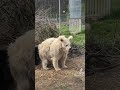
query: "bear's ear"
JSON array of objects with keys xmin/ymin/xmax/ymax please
[
  {"xmin": 58, "ymin": 35, "xmax": 65, "ymax": 42},
  {"xmin": 68, "ymin": 36, "xmax": 73, "ymax": 40}
]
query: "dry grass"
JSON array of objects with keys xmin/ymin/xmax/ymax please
[{"xmin": 35, "ymin": 9, "xmax": 59, "ymax": 45}]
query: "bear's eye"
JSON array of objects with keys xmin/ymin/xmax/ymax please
[{"xmin": 66, "ymin": 45, "xmax": 68, "ymax": 47}]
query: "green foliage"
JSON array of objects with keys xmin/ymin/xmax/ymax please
[
  {"xmin": 60, "ymin": 24, "xmax": 85, "ymax": 47},
  {"xmin": 88, "ymin": 19, "xmax": 120, "ymax": 55}
]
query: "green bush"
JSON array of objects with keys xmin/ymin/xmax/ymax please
[{"xmin": 60, "ymin": 25, "xmax": 85, "ymax": 47}]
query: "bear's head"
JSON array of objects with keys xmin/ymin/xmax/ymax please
[{"xmin": 58, "ymin": 35, "xmax": 73, "ymax": 51}]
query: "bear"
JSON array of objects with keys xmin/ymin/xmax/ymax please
[
  {"xmin": 38, "ymin": 35, "xmax": 73, "ymax": 71},
  {"xmin": 7, "ymin": 30, "xmax": 35, "ymax": 90}
]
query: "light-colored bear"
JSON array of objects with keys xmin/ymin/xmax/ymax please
[
  {"xmin": 38, "ymin": 35, "xmax": 73, "ymax": 71},
  {"xmin": 7, "ymin": 30, "xmax": 34, "ymax": 90}
]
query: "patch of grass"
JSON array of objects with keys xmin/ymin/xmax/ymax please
[
  {"xmin": 88, "ymin": 19, "xmax": 120, "ymax": 55},
  {"xmin": 91, "ymin": 20, "xmax": 120, "ymax": 43},
  {"xmin": 60, "ymin": 24, "xmax": 85, "ymax": 47},
  {"xmin": 72, "ymin": 33, "xmax": 85, "ymax": 46},
  {"xmin": 60, "ymin": 25, "xmax": 70, "ymax": 36}
]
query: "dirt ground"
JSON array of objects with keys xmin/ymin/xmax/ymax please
[
  {"xmin": 35, "ymin": 55, "xmax": 85, "ymax": 90},
  {"xmin": 86, "ymin": 58, "xmax": 120, "ymax": 90}
]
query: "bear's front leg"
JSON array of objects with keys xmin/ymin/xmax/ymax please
[
  {"xmin": 52, "ymin": 57, "xmax": 61, "ymax": 71},
  {"xmin": 61, "ymin": 54, "xmax": 68, "ymax": 68}
]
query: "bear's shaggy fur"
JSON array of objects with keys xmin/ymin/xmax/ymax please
[
  {"xmin": 7, "ymin": 30, "xmax": 34, "ymax": 90},
  {"xmin": 38, "ymin": 35, "xmax": 73, "ymax": 71}
]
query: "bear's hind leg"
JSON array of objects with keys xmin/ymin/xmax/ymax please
[{"xmin": 42, "ymin": 59, "xmax": 50, "ymax": 70}]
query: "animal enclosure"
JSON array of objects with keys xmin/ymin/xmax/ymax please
[{"xmin": 86, "ymin": 0, "xmax": 111, "ymax": 19}]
